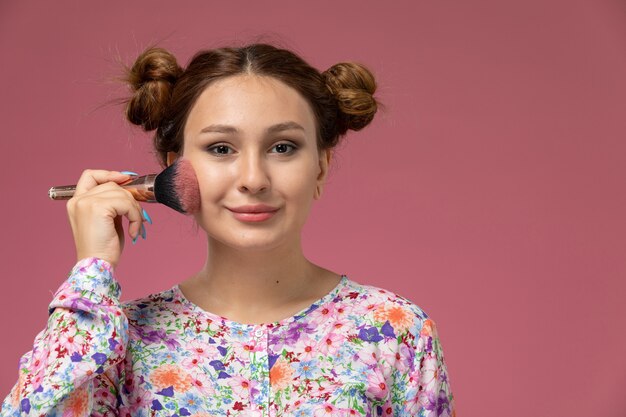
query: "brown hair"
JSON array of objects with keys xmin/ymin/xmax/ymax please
[{"xmin": 125, "ymin": 44, "xmax": 378, "ymax": 167}]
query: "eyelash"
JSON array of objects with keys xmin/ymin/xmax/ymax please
[
  {"xmin": 271, "ymin": 143, "xmax": 297, "ymax": 154},
  {"xmin": 206, "ymin": 142, "xmax": 298, "ymax": 156},
  {"xmin": 206, "ymin": 144, "xmax": 233, "ymax": 156}
]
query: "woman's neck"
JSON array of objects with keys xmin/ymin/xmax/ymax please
[{"xmin": 178, "ymin": 235, "xmax": 338, "ymax": 324}]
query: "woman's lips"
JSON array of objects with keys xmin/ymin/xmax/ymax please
[{"xmin": 227, "ymin": 205, "xmax": 279, "ymax": 222}]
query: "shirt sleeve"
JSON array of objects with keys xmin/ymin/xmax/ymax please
[
  {"xmin": 0, "ymin": 257, "xmax": 129, "ymax": 417},
  {"xmin": 391, "ymin": 317, "xmax": 455, "ymax": 417}
]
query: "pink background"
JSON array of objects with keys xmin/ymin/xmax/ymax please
[{"xmin": 1, "ymin": 1, "xmax": 625, "ymax": 415}]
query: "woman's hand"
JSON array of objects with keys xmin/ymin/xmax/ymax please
[{"xmin": 66, "ymin": 170, "xmax": 146, "ymax": 268}]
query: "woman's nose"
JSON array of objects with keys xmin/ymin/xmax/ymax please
[{"xmin": 237, "ymin": 153, "xmax": 270, "ymax": 194}]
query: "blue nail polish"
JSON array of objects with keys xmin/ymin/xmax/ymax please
[
  {"xmin": 132, "ymin": 235, "xmax": 137, "ymax": 244},
  {"xmin": 142, "ymin": 208, "xmax": 153, "ymax": 225},
  {"xmin": 140, "ymin": 223, "xmax": 147, "ymax": 240},
  {"xmin": 120, "ymin": 171, "xmax": 139, "ymax": 176}
]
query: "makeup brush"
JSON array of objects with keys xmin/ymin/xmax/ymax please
[{"xmin": 48, "ymin": 159, "xmax": 201, "ymax": 215}]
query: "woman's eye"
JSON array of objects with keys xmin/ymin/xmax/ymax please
[
  {"xmin": 271, "ymin": 143, "xmax": 296, "ymax": 154},
  {"xmin": 207, "ymin": 144, "xmax": 233, "ymax": 155}
]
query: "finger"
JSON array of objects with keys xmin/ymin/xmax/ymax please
[
  {"xmin": 102, "ymin": 192, "xmax": 144, "ymax": 241},
  {"xmin": 74, "ymin": 169, "xmax": 136, "ymax": 196},
  {"xmin": 75, "ymin": 180, "xmax": 134, "ymax": 197},
  {"xmin": 106, "ymin": 188, "xmax": 145, "ymax": 239}
]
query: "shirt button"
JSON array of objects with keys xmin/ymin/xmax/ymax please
[{"xmin": 255, "ymin": 329, "xmax": 264, "ymax": 337}]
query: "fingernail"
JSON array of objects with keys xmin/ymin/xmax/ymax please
[
  {"xmin": 140, "ymin": 223, "xmax": 147, "ymax": 240},
  {"xmin": 120, "ymin": 171, "xmax": 139, "ymax": 176},
  {"xmin": 142, "ymin": 208, "xmax": 153, "ymax": 225},
  {"xmin": 132, "ymin": 235, "xmax": 138, "ymax": 245}
]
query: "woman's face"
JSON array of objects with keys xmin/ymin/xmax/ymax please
[{"xmin": 170, "ymin": 74, "xmax": 331, "ymax": 251}]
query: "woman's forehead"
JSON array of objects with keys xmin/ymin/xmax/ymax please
[{"xmin": 186, "ymin": 74, "xmax": 317, "ymax": 131}]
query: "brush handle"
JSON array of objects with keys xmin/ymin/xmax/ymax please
[{"xmin": 48, "ymin": 174, "xmax": 158, "ymax": 202}]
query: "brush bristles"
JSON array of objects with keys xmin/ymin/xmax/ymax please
[{"xmin": 154, "ymin": 159, "xmax": 200, "ymax": 214}]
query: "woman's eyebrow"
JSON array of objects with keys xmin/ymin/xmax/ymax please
[
  {"xmin": 199, "ymin": 121, "xmax": 305, "ymax": 135},
  {"xmin": 200, "ymin": 124, "xmax": 238, "ymax": 134},
  {"xmin": 266, "ymin": 121, "xmax": 305, "ymax": 134}
]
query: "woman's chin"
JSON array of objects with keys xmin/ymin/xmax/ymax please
[{"xmin": 206, "ymin": 233, "xmax": 293, "ymax": 253}]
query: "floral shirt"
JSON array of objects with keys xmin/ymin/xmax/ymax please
[{"xmin": 1, "ymin": 257, "xmax": 455, "ymax": 417}]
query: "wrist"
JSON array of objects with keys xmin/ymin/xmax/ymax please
[{"xmin": 76, "ymin": 252, "xmax": 118, "ymax": 269}]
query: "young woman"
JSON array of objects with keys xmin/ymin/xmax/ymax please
[{"xmin": 1, "ymin": 43, "xmax": 455, "ymax": 417}]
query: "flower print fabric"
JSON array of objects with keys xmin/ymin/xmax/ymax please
[{"xmin": 1, "ymin": 257, "xmax": 455, "ymax": 417}]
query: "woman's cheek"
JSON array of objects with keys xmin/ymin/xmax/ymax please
[{"xmin": 197, "ymin": 168, "xmax": 228, "ymax": 201}]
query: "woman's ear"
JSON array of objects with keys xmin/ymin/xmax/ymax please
[
  {"xmin": 166, "ymin": 151, "xmax": 179, "ymax": 167},
  {"xmin": 314, "ymin": 148, "xmax": 333, "ymax": 200}
]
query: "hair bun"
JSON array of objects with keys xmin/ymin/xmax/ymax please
[
  {"xmin": 125, "ymin": 47, "xmax": 183, "ymax": 131},
  {"xmin": 323, "ymin": 62, "xmax": 378, "ymax": 132}
]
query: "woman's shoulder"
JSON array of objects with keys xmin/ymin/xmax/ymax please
[
  {"xmin": 343, "ymin": 277, "xmax": 430, "ymax": 317},
  {"xmin": 340, "ymin": 276, "xmax": 434, "ymax": 338}
]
